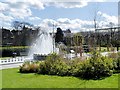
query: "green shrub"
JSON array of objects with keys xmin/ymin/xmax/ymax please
[
  {"xmin": 108, "ymin": 52, "xmax": 118, "ymax": 59},
  {"xmin": 19, "ymin": 61, "xmax": 39, "ymax": 73},
  {"xmin": 65, "ymin": 59, "xmax": 84, "ymax": 76},
  {"xmin": 62, "ymin": 59, "xmax": 84, "ymax": 76},
  {"xmin": 38, "ymin": 52, "xmax": 114, "ymax": 79},
  {"xmin": 38, "ymin": 53, "xmax": 60, "ymax": 74},
  {"xmin": 19, "ymin": 52, "xmax": 115, "ymax": 80},
  {"xmin": 38, "ymin": 54, "xmax": 85, "ymax": 76},
  {"xmin": 38, "ymin": 53, "xmax": 69, "ymax": 76},
  {"xmin": 78, "ymin": 51, "xmax": 113, "ymax": 79},
  {"xmin": 112, "ymin": 52, "xmax": 120, "ymax": 73},
  {"xmin": 49, "ymin": 59, "xmax": 69, "ymax": 76},
  {"xmin": 108, "ymin": 52, "xmax": 120, "ymax": 73}
]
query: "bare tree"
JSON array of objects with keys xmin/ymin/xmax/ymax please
[
  {"xmin": 12, "ymin": 21, "xmax": 33, "ymax": 30},
  {"xmin": 92, "ymin": 3, "xmax": 102, "ymax": 51}
]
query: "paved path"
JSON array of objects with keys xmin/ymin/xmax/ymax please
[
  {"xmin": 0, "ymin": 56, "xmax": 25, "ymax": 70},
  {"xmin": 0, "ymin": 62, "xmax": 23, "ymax": 70},
  {"xmin": 101, "ymin": 50, "xmax": 120, "ymax": 56}
]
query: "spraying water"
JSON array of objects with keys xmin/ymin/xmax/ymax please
[{"xmin": 28, "ymin": 27, "xmax": 54, "ymax": 59}]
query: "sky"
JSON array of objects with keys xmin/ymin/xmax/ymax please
[{"xmin": 0, "ymin": 0, "xmax": 119, "ymax": 32}]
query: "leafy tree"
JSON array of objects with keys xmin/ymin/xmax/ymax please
[
  {"xmin": 55, "ymin": 27, "xmax": 64, "ymax": 43},
  {"xmin": 73, "ymin": 33, "xmax": 83, "ymax": 56},
  {"xmin": 73, "ymin": 33, "xmax": 83, "ymax": 46}
]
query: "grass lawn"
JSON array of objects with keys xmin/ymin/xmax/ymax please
[
  {"xmin": 0, "ymin": 46, "xmax": 29, "ymax": 50},
  {"xmin": 96, "ymin": 47, "xmax": 120, "ymax": 52},
  {"xmin": 0, "ymin": 68, "xmax": 2, "ymax": 89},
  {"xmin": 0, "ymin": 57, "xmax": 13, "ymax": 60},
  {"xmin": 1, "ymin": 68, "xmax": 119, "ymax": 88},
  {"xmin": 0, "ymin": 56, "xmax": 22, "ymax": 60}
]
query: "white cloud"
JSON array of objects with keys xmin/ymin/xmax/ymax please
[
  {"xmin": 3, "ymin": 0, "xmax": 45, "ymax": 9},
  {"xmin": 37, "ymin": 18, "xmax": 94, "ymax": 32},
  {"xmin": 57, "ymin": 18, "xmax": 71, "ymax": 24},
  {"xmin": 38, "ymin": 15, "xmax": 118, "ymax": 32},
  {"xmin": 26, "ymin": 0, "xmax": 45, "ymax": 9},
  {"xmin": 0, "ymin": 13, "xmax": 13, "ymax": 22},
  {"xmin": 39, "ymin": 19, "xmax": 57, "ymax": 28},
  {"xmin": 9, "ymin": 8, "xmax": 32, "ymax": 19},
  {"xmin": 0, "ymin": 0, "xmax": 44, "ymax": 19},
  {"xmin": 57, "ymin": 18, "xmax": 93, "ymax": 29},
  {"xmin": 0, "ymin": 1, "xmax": 44, "ymax": 28},
  {"xmin": 0, "ymin": 1, "xmax": 118, "ymax": 31},
  {"xmin": 87, "ymin": 0, "xmax": 107, "ymax": 2},
  {"xmin": 0, "ymin": 2, "xmax": 9, "ymax": 11},
  {"xmin": 44, "ymin": 0, "xmax": 109, "ymax": 9},
  {"xmin": 97, "ymin": 11, "xmax": 118, "ymax": 27},
  {"xmin": 102, "ymin": 13, "xmax": 118, "ymax": 25},
  {"xmin": 0, "ymin": 2, "xmax": 32, "ymax": 19},
  {"xmin": 0, "ymin": 19, "xmax": 12, "ymax": 29},
  {"xmin": 13, "ymin": 4, "xmax": 31, "ymax": 16},
  {"xmin": 0, "ymin": 12, "xmax": 14, "ymax": 29},
  {"xmin": 46, "ymin": 2, "xmax": 88, "ymax": 8},
  {"xmin": 29, "ymin": 16, "xmax": 41, "ymax": 21}
]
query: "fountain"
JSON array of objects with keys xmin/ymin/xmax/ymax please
[{"xmin": 28, "ymin": 27, "xmax": 56, "ymax": 60}]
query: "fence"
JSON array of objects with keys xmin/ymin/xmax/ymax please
[{"xmin": 0, "ymin": 57, "xmax": 25, "ymax": 65}]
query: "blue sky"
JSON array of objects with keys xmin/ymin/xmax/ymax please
[
  {"xmin": 31, "ymin": 2, "xmax": 118, "ymax": 20},
  {"xmin": 0, "ymin": 0, "xmax": 119, "ymax": 32}
]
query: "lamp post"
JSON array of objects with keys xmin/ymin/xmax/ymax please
[
  {"xmin": 53, "ymin": 22, "xmax": 55, "ymax": 53},
  {"xmin": 52, "ymin": 22, "xmax": 57, "ymax": 53}
]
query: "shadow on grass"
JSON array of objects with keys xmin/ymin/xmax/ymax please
[{"xmin": 17, "ymin": 69, "xmax": 109, "ymax": 81}]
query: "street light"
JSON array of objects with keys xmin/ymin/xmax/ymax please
[{"xmin": 52, "ymin": 22, "xmax": 57, "ymax": 53}]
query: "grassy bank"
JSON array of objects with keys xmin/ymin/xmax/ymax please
[
  {"xmin": 1, "ymin": 68, "xmax": 119, "ymax": 88},
  {"xmin": 0, "ymin": 46, "xmax": 29, "ymax": 50}
]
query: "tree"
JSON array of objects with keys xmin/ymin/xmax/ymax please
[
  {"xmin": 73, "ymin": 33, "xmax": 83, "ymax": 57},
  {"xmin": 63, "ymin": 29, "xmax": 72, "ymax": 46},
  {"xmin": 12, "ymin": 21, "xmax": 33, "ymax": 30},
  {"xmin": 92, "ymin": 3, "xmax": 102, "ymax": 51},
  {"xmin": 55, "ymin": 27, "xmax": 64, "ymax": 43}
]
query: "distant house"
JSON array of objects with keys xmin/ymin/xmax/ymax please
[
  {"xmin": 1, "ymin": 28, "xmax": 14, "ymax": 46},
  {"xmin": 0, "ymin": 29, "xmax": 2, "ymax": 46},
  {"xmin": 1, "ymin": 27, "xmax": 39, "ymax": 46},
  {"xmin": 11, "ymin": 30, "xmax": 22, "ymax": 46}
]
